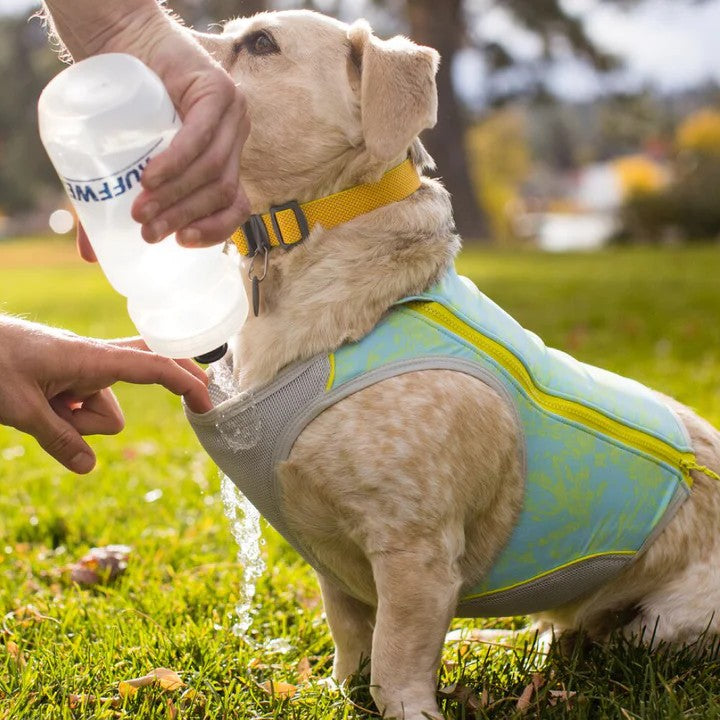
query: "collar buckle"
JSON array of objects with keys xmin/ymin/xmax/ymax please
[
  {"xmin": 270, "ymin": 200, "xmax": 310, "ymax": 248},
  {"xmin": 242, "ymin": 214, "xmax": 271, "ymax": 257}
]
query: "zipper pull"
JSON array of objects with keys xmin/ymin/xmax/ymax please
[{"xmin": 681, "ymin": 458, "xmax": 720, "ymax": 482}]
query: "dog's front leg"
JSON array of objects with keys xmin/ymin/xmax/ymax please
[
  {"xmin": 318, "ymin": 574, "xmax": 375, "ymax": 683},
  {"xmin": 369, "ymin": 542, "xmax": 461, "ymax": 720}
]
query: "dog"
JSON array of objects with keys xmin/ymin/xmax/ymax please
[{"xmin": 186, "ymin": 11, "xmax": 720, "ymax": 719}]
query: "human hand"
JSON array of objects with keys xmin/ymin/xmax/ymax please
[
  {"xmin": 0, "ymin": 317, "xmax": 212, "ymax": 474},
  {"xmin": 123, "ymin": 13, "xmax": 251, "ymax": 247}
]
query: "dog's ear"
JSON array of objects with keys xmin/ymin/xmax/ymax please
[{"xmin": 348, "ymin": 20, "xmax": 439, "ymax": 162}]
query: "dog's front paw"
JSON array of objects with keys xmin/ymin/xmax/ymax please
[
  {"xmin": 315, "ymin": 675, "xmax": 342, "ymax": 693},
  {"xmin": 371, "ymin": 686, "xmax": 444, "ymax": 720}
]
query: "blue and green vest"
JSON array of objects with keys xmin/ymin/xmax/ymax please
[{"xmin": 187, "ymin": 266, "xmax": 699, "ymax": 617}]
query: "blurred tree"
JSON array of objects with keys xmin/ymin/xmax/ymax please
[
  {"xmin": 622, "ymin": 108, "xmax": 720, "ymax": 241},
  {"xmin": 613, "ymin": 155, "xmax": 668, "ymax": 198},
  {"xmin": 677, "ymin": 108, "xmax": 720, "ymax": 156},
  {"xmin": 0, "ymin": 16, "xmax": 60, "ymax": 214},
  {"xmin": 406, "ymin": 0, "xmax": 486, "ymax": 238},
  {"xmin": 405, "ymin": 0, "xmax": 712, "ymax": 239},
  {"xmin": 466, "ymin": 108, "xmax": 529, "ymax": 243}
]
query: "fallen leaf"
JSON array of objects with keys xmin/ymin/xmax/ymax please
[
  {"xmin": 260, "ymin": 680, "xmax": 298, "ymax": 699},
  {"xmin": 116, "ymin": 667, "xmax": 185, "ymax": 702},
  {"xmin": 167, "ymin": 698, "xmax": 178, "ymax": 719},
  {"xmin": 6, "ymin": 640, "xmax": 25, "ymax": 667},
  {"xmin": 516, "ymin": 673, "xmax": 545, "ymax": 713},
  {"xmin": 437, "ymin": 682, "xmax": 483, "ymax": 711},
  {"xmin": 69, "ymin": 545, "xmax": 131, "ymax": 586},
  {"xmin": 67, "ymin": 694, "xmax": 121, "ymax": 709},
  {"xmin": 153, "ymin": 668, "xmax": 185, "ymax": 691},
  {"xmin": 117, "ymin": 673, "xmax": 156, "ymax": 693},
  {"xmin": 118, "ymin": 681, "xmax": 139, "ymax": 698},
  {"xmin": 296, "ymin": 656, "xmax": 312, "ymax": 683}
]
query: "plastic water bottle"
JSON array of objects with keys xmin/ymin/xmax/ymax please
[{"xmin": 38, "ymin": 53, "xmax": 248, "ymax": 360}]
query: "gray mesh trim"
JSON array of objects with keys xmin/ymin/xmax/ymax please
[
  {"xmin": 457, "ymin": 554, "xmax": 632, "ymax": 617},
  {"xmin": 187, "ymin": 355, "xmax": 334, "ymax": 579},
  {"xmin": 189, "ymin": 356, "xmax": 323, "ymax": 427}
]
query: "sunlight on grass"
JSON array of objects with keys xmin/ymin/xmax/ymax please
[{"xmin": 1, "ymin": 236, "xmax": 720, "ymax": 718}]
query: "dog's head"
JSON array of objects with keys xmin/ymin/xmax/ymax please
[{"xmin": 196, "ymin": 10, "xmax": 439, "ymax": 211}]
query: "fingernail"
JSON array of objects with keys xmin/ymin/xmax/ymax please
[
  {"xmin": 71, "ymin": 451, "xmax": 95, "ymax": 474},
  {"xmin": 139, "ymin": 201, "xmax": 159, "ymax": 223},
  {"xmin": 149, "ymin": 220, "xmax": 168, "ymax": 242},
  {"xmin": 178, "ymin": 228, "xmax": 201, "ymax": 247}
]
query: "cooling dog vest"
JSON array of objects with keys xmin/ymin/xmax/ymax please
[{"xmin": 187, "ymin": 266, "xmax": 698, "ymax": 617}]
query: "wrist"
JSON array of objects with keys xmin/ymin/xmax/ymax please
[{"xmin": 43, "ymin": 0, "xmax": 170, "ymax": 61}]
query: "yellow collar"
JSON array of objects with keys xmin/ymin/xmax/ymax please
[{"xmin": 231, "ymin": 159, "xmax": 422, "ymax": 257}]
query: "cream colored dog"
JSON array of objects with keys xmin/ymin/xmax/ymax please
[{"xmin": 194, "ymin": 10, "xmax": 720, "ymax": 720}]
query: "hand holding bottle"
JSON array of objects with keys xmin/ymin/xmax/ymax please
[
  {"xmin": 42, "ymin": 0, "xmax": 250, "ymax": 248},
  {"xmin": 39, "ymin": 53, "xmax": 249, "ymax": 358}
]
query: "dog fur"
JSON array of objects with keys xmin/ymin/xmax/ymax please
[{"xmin": 194, "ymin": 11, "xmax": 720, "ymax": 719}]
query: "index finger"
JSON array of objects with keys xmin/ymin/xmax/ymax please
[
  {"xmin": 110, "ymin": 337, "xmax": 210, "ymax": 386},
  {"xmin": 99, "ymin": 345, "xmax": 213, "ymax": 414}
]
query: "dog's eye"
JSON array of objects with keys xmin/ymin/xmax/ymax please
[{"xmin": 244, "ymin": 30, "xmax": 279, "ymax": 56}]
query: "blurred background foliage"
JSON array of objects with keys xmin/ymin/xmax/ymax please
[{"xmin": 1, "ymin": 0, "xmax": 719, "ymax": 247}]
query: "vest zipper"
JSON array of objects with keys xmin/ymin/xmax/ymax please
[{"xmin": 407, "ymin": 301, "xmax": 699, "ymax": 485}]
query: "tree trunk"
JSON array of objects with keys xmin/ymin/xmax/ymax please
[{"xmin": 406, "ymin": 0, "xmax": 487, "ymax": 240}]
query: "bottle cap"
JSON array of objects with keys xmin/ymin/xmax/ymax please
[{"xmin": 194, "ymin": 344, "xmax": 229, "ymax": 364}]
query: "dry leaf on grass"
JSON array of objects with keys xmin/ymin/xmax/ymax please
[
  {"xmin": 516, "ymin": 672, "xmax": 546, "ymax": 713},
  {"xmin": 67, "ymin": 694, "xmax": 121, "ymax": 709},
  {"xmin": 259, "ymin": 680, "xmax": 298, "ymax": 699},
  {"xmin": 153, "ymin": 668, "xmax": 185, "ymax": 691},
  {"xmin": 69, "ymin": 545, "xmax": 131, "ymax": 586},
  {"xmin": 118, "ymin": 667, "xmax": 185, "ymax": 697},
  {"xmin": 296, "ymin": 657, "xmax": 312, "ymax": 683},
  {"xmin": 437, "ymin": 682, "xmax": 485, "ymax": 711}
]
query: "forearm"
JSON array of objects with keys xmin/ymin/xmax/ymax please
[{"xmin": 42, "ymin": 0, "xmax": 170, "ymax": 60}]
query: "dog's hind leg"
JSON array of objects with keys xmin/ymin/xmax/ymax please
[
  {"xmin": 318, "ymin": 574, "xmax": 375, "ymax": 683},
  {"xmin": 369, "ymin": 541, "xmax": 462, "ymax": 720},
  {"xmin": 619, "ymin": 549, "xmax": 720, "ymax": 646}
]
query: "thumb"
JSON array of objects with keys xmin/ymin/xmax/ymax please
[{"xmin": 32, "ymin": 404, "xmax": 97, "ymax": 474}]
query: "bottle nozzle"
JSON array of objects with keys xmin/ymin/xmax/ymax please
[{"xmin": 194, "ymin": 343, "xmax": 228, "ymax": 364}]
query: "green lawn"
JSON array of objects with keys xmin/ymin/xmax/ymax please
[{"xmin": 1, "ymin": 237, "xmax": 720, "ymax": 719}]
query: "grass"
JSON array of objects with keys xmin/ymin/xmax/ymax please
[{"xmin": 1, "ymin": 237, "xmax": 720, "ymax": 719}]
